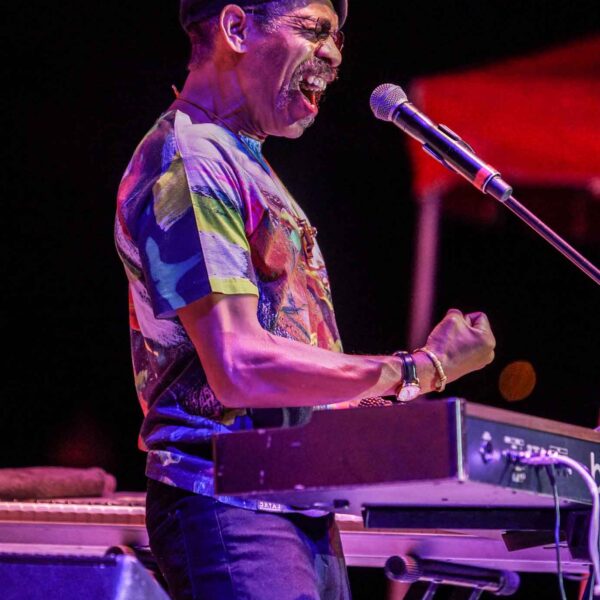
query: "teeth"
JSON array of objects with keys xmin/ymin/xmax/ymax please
[{"xmin": 303, "ymin": 75, "xmax": 327, "ymax": 91}]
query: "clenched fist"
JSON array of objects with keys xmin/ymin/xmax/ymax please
[{"xmin": 425, "ymin": 308, "xmax": 496, "ymax": 384}]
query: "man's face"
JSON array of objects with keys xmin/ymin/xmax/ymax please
[{"xmin": 241, "ymin": 0, "xmax": 343, "ymax": 139}]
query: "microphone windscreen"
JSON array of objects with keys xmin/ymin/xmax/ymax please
[{"xmin": 370, "ymin": 84, "xmax": 408, "ymax": 122}]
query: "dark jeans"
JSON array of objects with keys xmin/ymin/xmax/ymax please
[{"xmin": 146, "ymin": 479, "xmax": 352, "ymax": 600}]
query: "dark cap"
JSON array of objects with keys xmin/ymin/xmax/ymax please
[{"xmin": 180, "ymin": 0, "xmax": 348, "ymax": 30}]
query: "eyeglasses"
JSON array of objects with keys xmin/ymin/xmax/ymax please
[{"xmin": 247, "ymin": 10, "xmax": 345, "ymax": 52}]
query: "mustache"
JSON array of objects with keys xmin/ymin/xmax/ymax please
[{"xmin": 296, "ymin": 58, "xmax": 339, "ymax": 83}]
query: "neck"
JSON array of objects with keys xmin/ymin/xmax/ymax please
[{"xmin": 170, "ymin": 66, "xmax": 267, "ymax": 141}]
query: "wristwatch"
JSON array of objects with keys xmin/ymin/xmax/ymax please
[{"xmin": 393, "ymin": 351, "xmax": 421, "ymax": 402}]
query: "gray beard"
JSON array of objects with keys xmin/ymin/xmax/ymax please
[
  {"xmin": 276, "ymin": 88, "xmax": 316, "ymax": 131},
  {"xmin": 297, "ymin": 114, "xmax": 316, "ymax": 129}
]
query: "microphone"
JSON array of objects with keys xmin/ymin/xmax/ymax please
[
  {"xmin": 384, "ymin": 554, "xmax": 520, "ymax": 596},
  {"xmin": 370, "ymin": 84, "xmax": 513, "ymax": 202}
]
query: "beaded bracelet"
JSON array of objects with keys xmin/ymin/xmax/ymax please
[{"xmin": 413, "ymin": 347, "xmax": 447, "ymax": 393}]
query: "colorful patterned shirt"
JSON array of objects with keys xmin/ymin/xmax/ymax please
[{"xmin": 115, "ymin": 110, "xmax": 342, "ymax": 511}]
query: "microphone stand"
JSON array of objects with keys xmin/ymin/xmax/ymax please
[
  {"xmin": 406, "ymin": 129, "xmax": 600, "ymax": 347},
  {"xmin": 499, "ymin": 193, "xmax": 600, "ymax": 285},
  {"xmin": 412, "ymin": 119, "xmax": 600, "ymax": 285},
  {"xmin": 408, "ymin": 185, "xmax": 600, "ymax": 349},
  {"xmin": 425, "ymin": 142, "xmax": 600, "ymax": 284}
]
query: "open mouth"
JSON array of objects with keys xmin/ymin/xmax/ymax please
[{"xmin": 298, "ymin": 74, "xmax": 328, "ymax": 108}]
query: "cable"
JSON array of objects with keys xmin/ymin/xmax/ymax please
[
  {"xmin": 503, "ymin": 450, "xmax": 600, "ymax": 597},
  {"xmin": 546, "ymin": 464, "xmax": 568, "ymax": 600}
]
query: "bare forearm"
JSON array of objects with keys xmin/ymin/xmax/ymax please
[
  {"xmin": 210, "ymin": 330, "xmax": 436, "ymax": 409},
  {"xmin": 176, "ymin": 294, "xmax": 482, "ymax": 411},
  {"xmin": 180, "ymin": 294, "xmax": 496, "ymax": 410}
]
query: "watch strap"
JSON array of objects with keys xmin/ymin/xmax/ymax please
[{"xmin": 393, "ymin": 351, "xmax": 421, "ymax": 402}]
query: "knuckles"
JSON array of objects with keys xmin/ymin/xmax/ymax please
[{"xmin": 444, "ymin": 313, "xmax": 462, "ymax": 326}]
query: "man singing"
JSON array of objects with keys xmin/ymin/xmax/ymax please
[{"xmin": 115, "ymin": 1, "xmax": 496, "ymax": 598}]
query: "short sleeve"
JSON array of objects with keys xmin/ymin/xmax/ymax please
[{"xmin": 135, "ymin": 129, "xmax": 258, "ymax": 319}]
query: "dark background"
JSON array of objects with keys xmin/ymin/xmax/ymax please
[{"xmin": 4, "ymin": 1, "xmax": 600, "ymax": 598}]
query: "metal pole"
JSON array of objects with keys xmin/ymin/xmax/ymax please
[
  {"xmin": 502, "ymin": 195, "xmax": 600, "ymax": 285},
  {"xmin": 408, "ymin": 191, "xmax": 441, "ymax": 349}
]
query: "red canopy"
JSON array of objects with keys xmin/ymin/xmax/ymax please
[
  {"xmin": 405, "ymin": 36, "xmax": 600, "ymax": 346},
  {"xmin": 408, "ymin": 34, "xmax": 600, "ymax": 235}
]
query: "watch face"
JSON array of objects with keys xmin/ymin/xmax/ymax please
[{"xmin": 397, "ymin": 383, "xmax": 421, "ymax": 402}]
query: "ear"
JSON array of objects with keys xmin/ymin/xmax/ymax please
[{"xmin": 219, "ymin": 5, "xmax": 250, "ymax": 54}]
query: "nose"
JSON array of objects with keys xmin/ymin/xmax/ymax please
[{"xmin": 316, "ymin": 35, "xmax": 342, "ymax": 69}]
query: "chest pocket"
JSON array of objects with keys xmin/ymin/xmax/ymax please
[{"xmin": 249, "ymin": 191, "xmax": 305, "ymax": 281}]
